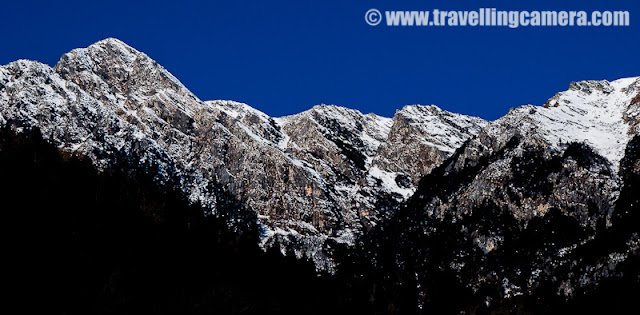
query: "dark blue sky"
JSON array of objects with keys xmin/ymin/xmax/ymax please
[{"xmin": 1, "ymin": 0, "xmax": 638, "ymax": 120}]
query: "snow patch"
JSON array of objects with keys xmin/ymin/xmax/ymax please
[{"xmin": 368, "ymin": 166, "xmax": 415, "ymax": 199}]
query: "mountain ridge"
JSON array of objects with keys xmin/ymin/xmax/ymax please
[
  {"xmin": 1, "ymin": 38, "xmax": 638, "ymax": 275},
  {"xmin": 1, "ymin": 38, "xmax": 488, "ymax": 270}
]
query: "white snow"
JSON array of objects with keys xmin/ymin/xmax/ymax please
[
  {"xmin": 207, "ymin": 99, "xmax": 272, "ymax": 122},
  {"xmin": 272, "ymin": 117, "xmax": 293, "ymax": 150},
  {"xmin": 368, "ymin": 166, "xmax": 415, "ymax": 199},
  {"xmin": 396, "ymin": 105, "xmax": 488, "ymax": 153}
]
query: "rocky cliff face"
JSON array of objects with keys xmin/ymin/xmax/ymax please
[{"xmin": 0, "ymin": 38, "xmax": 486, "ymax": 270}]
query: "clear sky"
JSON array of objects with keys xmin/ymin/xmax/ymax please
[{"xmin": 1, "ymin": 0, "xmax": 638, "ymax": 120}]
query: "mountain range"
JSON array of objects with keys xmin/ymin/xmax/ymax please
[{"xmin": 1, "ymin": 38, "xmax": 638, "ymax": 313}]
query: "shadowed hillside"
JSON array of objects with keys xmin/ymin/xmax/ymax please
[{"xmin": 0, "ymin": 124, "xmax": 366, "ymax": 314}]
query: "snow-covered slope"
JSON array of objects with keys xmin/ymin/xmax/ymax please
[{"xmin": 502, "ymin": 78, "xmax": 639, "ymax": 167}]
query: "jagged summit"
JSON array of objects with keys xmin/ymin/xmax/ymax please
[
  {"xmin": 565, "ymin": 77, "xmax": 638, "ymax": 95},
  {"xmin": 88, "ymin": 37, "xmax": 131, "ymax": 47},
  {"xmin": 55, "ymin": 37, "xmax": 201, "ymax": 117},
  {"xmin": 57, "ymin": 37, "xmax": 152, "ymax": 72}
]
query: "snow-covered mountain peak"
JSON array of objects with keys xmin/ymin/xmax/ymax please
[
  {"xmin": 520, "ymin": 76, "xmax": 639, "ymax": 166},
  {"xmin": 306, "ymin": 104, "xmax": 386, "ymax": 132},
  {"xmin": 61, "ymin": 38, "xmax": 162, "ymax": 77},
  {"xmin": 55, "ymin": 38, "xmax": 202, "ymax": 115},
  {"xmin": 565, "ymin": 77, "xmax": 639, "ymax": 95},
  {"xmin": 398, "ymin": 103, "xmax": 442, "ymax": 115},
  {"xmin": 390, "ymin": 104, "xmax": 488, "ymax": 153},
  {"xmin": 567, "ymin": 79, "xmax": 614, "ymax": 94},
  {"xmin": 480, "ymin": 76, "xmax": 640, "ymax": 173},
  {"xmin": 547, "ymin": 77, "xmax": 637, "ymax": 106},
  {"xmin": 277, "ymin": 104, "xmax": 393, "ymax": 156}
]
